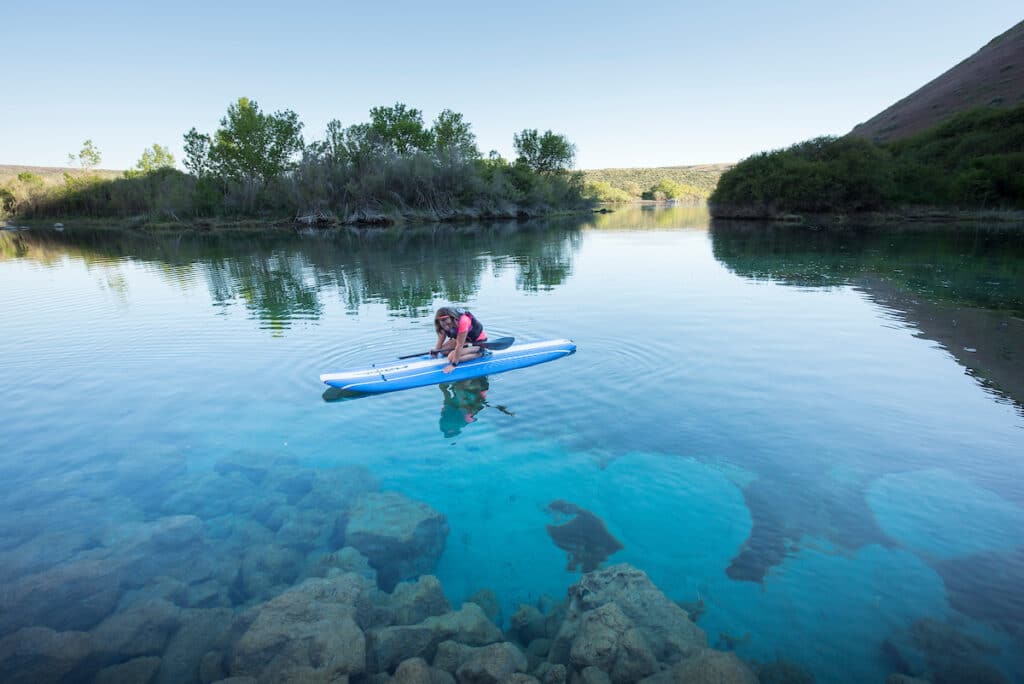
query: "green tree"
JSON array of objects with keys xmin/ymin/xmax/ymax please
[
  {"xmin": 622, "ymin": 181, "xmax": 643, "ymax": 198},
  {"xmin": 584, "ymin": 181, "xmax": 632, "ymax": 202},
  {"xmin": 135, "ymin": 143, "xmax": 176, "ymax": 173},
  {"xmin": 311, "ymin": 120, "xmax": 382, "ymax": 166},
  {"xmin": 432, "ymin": 109, "xmax": 479, "ymax": 159},
  {"xmin": 68, "ymin": 139, "xmax": 102, "ymax": 171},
  {"xmin": 513, "ymin": 129, "xmax": 576, "ymax": 173},
  {"xmin": 207, "ymin": 97, "xmax": 305, "ymax": 186},
  {"xmin": 368, "ymin": 103, "xmax": 433, "ymax": 155},
  {"xmin": 183, "ymin": 128, "xmax": 213, "ymax": 177}
]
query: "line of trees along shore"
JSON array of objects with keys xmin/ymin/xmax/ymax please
[
  {"xmin": 710, "ymin": 104, "xmax": 1024, "ymax": 218},
  {"xmin": 1, "ymin": 99, "xmax": 589, "ymax": 226}
]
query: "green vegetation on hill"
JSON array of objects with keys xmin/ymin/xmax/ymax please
[
  {"xmin": 0, "ymin": 98, "xmax": 589, "ymax": 226},
  {"xmin": 710, "ymin": 105, "xmax": 1024, "ymax": 218},
  {"xmin": 581, "ymin": 164, "xmax": 729, "ymax": 203}
]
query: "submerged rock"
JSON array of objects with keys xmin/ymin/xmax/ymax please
[
  {"xmin": 94, "ymin": 656, "xmax": 161, "ymax": 684},
  {"xmin": 0, "ymin": 627, "xmax": 106, "ymax": 684},
  {"xmin": 393, "ymin": 656, "xmax": 456, "ymax": 684},
  {"xmin": 90, "ymin": 598, "xmax": 182, "ymax": 658},
  {"xmin": 545, "ymin": 500, "xmax": 623, "ymax": 572},
  {"xmin": 455, "ymin": 642, "xmax": 529, "ymax": 683},
  {"xmin": 510, "ymin": 604, "xmax": 549, "ymax": 645},
  {"xmin": 233, "ymin": 543, "xmax": 303, "ymax": 604},
  {"xmin": 367, "ymin": 602, "xmax": 503, "ymax": 673},
  {"xmin": 388, "ymin": 576, "xmax": 452, "ymax": 626},
  {"xmin": 637, "ymin": 649, "xmax": 758, "ymax": 683},
  {"xmin": 229, "ymin": 574, "xmax": 374, "ymax": 681},
  {"xmin": 307, "ymin": 545, "xmax": 377, "ymax": 582},
  {"xmin": 549, "ymin": 564, "xmax": 706, "ymax": 667},
  {"xmin": 154, "ymin": 607, "xmax": 233, "ymax": 684},
  {"xmin": 345, "ymin": 491, "xmax": 449, "ymax": 591},
  {"xmin": 570, "ymin": 603, "xmax": 657, "ymax": 683},
  {"xmin": 1, "ymin": 557, "xmax": 125, "ymax": 633}
]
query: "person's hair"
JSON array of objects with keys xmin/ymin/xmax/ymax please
[{"xmin": 434, "ymin": 306, "xmax": 462, "ymax": 334}]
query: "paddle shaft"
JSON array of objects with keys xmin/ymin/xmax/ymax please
[{"xmin": 397, "ymin": 336, "xmax": 515, "ymax": 360}]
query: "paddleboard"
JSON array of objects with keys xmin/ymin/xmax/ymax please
[{"xmin": 320, "ymin": 338, "xmax": 576, "ymax": 393}]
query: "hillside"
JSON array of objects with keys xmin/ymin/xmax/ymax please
[
  {"xmin": 849, "ymin": 20, "xmax": 1024, "ymax": 143},
  {"xmin": 581, "ymin": 164, "xmax": 731, "ymax": 197},
  {"xmin": 0, "ymin": 165, "xmax": 122, "ymax": 184}
]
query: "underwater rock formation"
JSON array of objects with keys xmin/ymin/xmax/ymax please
[
  {"xmin": 230, "ymin": 574, "xmax": 372, "ymax": 681},
  {"xmin": 545, "ymin": 500, "xmax": 623, "ymax": 572},
  {"xmin": 0, "ymin": 558, "xmax": 766, "ymax": 683},
  {"xmin": 0, "ymin": 447, "xmax": 776, "ymax": 684},
  {"xmin": 345, "ymin": 491, "xmax": 450, "ymax": 591},
  {"xmin": 726, "ymin": 476, "xmax": 892, "ymax": 583},
  {"xmin": 933, "ymin": 545, "xmax": 1024, "ymax": 640},
  {"xmin": 551, "ymin": 564, "xmax": 707, "ymax": 665}
]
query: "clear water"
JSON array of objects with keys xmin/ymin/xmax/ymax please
[{"xmin": 2, "ymin": 207, "xmax": 1023, "ymax": 683}]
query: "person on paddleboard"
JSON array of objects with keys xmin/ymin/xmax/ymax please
[{"xmin": 432, "ymin": 306, "xmax": 489, "ymax": 374}]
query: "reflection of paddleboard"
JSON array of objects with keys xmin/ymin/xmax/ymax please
[{"xmin": 320, "ymin": 339, "xmax": 576, "ymax": 393}]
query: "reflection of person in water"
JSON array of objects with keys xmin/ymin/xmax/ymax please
[{"xmin": 438, "ymin": 377, "xmax": 514, "ymax": 438}]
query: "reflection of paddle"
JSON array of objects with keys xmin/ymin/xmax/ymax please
[{"xmin": 397, "ymin": 336, "xmax": 515, "ymax": 360}]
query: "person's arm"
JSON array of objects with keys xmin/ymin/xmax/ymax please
[
  {"xmin": 433, "ymin": 332, "xmax": 447, "ymax": 356},
  {"xmin": 448, "ymin": 329, "xmax": 469, "ymax": 365}
]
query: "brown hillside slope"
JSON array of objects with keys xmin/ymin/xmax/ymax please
[{"xmin": 849, "ymin": 20, "xmax": 1024, "ymax": 143}]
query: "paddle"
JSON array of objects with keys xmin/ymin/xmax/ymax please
[{"xmin": 397, "ymin": 336, "xmax": 515, "ymax": 360}]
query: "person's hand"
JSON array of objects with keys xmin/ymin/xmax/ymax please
[{"xmin": 447, "ymin": 350, "xmax": 459, "ymax": 364}]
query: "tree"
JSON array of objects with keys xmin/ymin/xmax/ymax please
[
  {"xmin": 310, "ymin": 119, "xmax": 382, "ymax": 167},
  {"xmin": 68, "ymin": 139, "xmax": 102, "ymax": 171},
  {"xmin": 207, "ymin": 97, "xmax": 305, "ymax": 186},
  {"xmin": 432, "ymin": 109, "xmax": 479, "ymax": 159},
  {"xmin": 135, "ymin": 143, "xmax": 176, "ymax": 173},
  {"xmin": 513, "ymin": 129, "xmax": 576, "ymax": 173},
  {"xmin": 368, "ymin": 103, "xmax": 433, "ymax": 155},
  {"xmin": 182, "ymin": 128, "xmax": 213, "ymax": 177}
]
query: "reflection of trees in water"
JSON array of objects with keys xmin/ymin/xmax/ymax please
[
  {"xmin": 207, "ymin": 253, "xmax": 324, "ymax": 325},
  {"xmin": 2, "ymin": 219, "xmax": 584, "ymax": 326},
  {"xmin": 710, "ymin": 220, "xmax": 1024, "ymax": 413},
  {"xmin": 711, "ymin": 219, "xmax": 1024, "ymax": 402},
  {"xmin": 709, "ymin": 220, "xmax": 1024, "ymax": 314},
  {"xmin": 587, "ymin": 204, "xmax": 710, "ymax": 231}
]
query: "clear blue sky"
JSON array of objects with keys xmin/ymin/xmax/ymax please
[{"xmin": 3, "ymin": 1, "xmax": 1020, "ymax": 170}]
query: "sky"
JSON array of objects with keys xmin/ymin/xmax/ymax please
[{"xmin": 2, "ymin": 1, "xmax": 1020, "ymax": 171}]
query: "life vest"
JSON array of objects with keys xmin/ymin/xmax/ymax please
[{"xmin": 444, "ymin": 309, "xmax": 484, "ymax": 343}]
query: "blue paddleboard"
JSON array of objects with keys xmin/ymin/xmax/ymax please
[{"xmin": 320, "ymin": 339, "xmax": 576, "ymax": 393}]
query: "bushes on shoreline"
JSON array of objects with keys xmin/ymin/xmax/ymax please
[
  {"xmin": 710, "ymin": 105, "xmax": 1024, "ymax": 218},
  {"xmin": 1, "ymin": 99, "xmax": 590, "ymax": 225}
]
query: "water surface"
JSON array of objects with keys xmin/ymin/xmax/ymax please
[{"xmin": 2, "ymin": 207, "xmax": 1022, "ymax": 683}]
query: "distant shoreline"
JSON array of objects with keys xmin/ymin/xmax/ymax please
[
  {"xmin": 708, "ymin": 205, "xmax": 1024, "ymax": 225},
  {"xmin": 1, "ymin": 206, "xmax": 599, "ymax": 234}
]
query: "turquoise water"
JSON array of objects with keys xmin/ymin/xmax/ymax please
[{"xmin": 2, "ymin": 208, "xmax": 1023, "ymax": 682}]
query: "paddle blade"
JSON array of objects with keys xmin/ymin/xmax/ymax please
[{"xmin": 480, "ymin": 336, "xmax": 515, "ymax": 350}]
